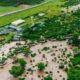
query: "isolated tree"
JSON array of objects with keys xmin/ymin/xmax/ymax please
[
  {"xmin": 9, "ymin": 66, "xmax": 24, "ymax": 78},
  {"xmin": 37, "ymin": 62, "xmax": 45, "ymax": 71},
  {"xmin": 23, "ymin": 48, "xmax": 31, "ymax": 56},
  {"xmin": 18, "ymin": 58, "xmax": 26, "ymax": 68},
  {"xmin": 44, "ymin": 75, "xmax": 53, "ymax": 80}
]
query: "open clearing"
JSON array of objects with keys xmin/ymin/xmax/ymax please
[
  {"xmin": 0, "ymin": 40, "xmax": 73, "ymax": 80},
  {"xmin": 0, "ymin": 0, "xmax": 80, "ymax": 80}
]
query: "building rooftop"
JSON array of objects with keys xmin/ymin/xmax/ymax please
[{"xmin": 11, "ymin": 19, "xmax": 25, "ymax": 26}]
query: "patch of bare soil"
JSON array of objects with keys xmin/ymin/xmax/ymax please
[
  {"xmin": 19, "ymin": 4, "xmax": 31, "ymax": 9},
  {"xmin": 0, "ymin": 40, "xmax": 74, "ymax": 80}
]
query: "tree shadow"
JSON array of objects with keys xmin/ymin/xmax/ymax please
[{"xmin": 0, "ymin": 0, "xmax": 45, "ymax": 7}]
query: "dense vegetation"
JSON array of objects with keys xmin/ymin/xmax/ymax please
[
  {"xmin": 0, "ymin": 0, "xmax": 44, "ymax": 5},
  {"xmin": 68, "ymin": 51, "xmax": 80, "ymax": 80},
  {"xmin": 9, "ymin": 58, "xmax": 26, "ymax": 78},
  {"xmin": 22, "ymin": 9, "xmax": 80, "ymax": 46},
  {"xmin": 64, "ymin": 0, "xmax": 80, "ymax": 6}
]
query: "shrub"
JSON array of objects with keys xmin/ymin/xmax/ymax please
[
  {"xmin": 31, "ymin": 53, "xmax": 36, "ymax": 57},
  {"xmin": 44, "ymin": 75, "xmax": 53, "ymax": 80},
  {"xmin": 23, "ymin": 48, "xmax": 31, "ymax": 56},
  {"xmin": 9, "ymin": 66, "xmax": 24, "ymax": 78},
  {"xmin": 42, "ymin": 47, "xmax": 49, "ymax": 51},
  {"xmin": 59, "ymin": 63, "xmax": 64, "ymax": 69},
  {"xmin": 19, "ymin": 77, "xmax": 25, "ymax": 80},
  {"xmin": 37, "ymin": 62, "xmax": 45, "ymax": 71},
  {"xmin": 18, "ymin": 58, "xmax": 26, "ymax": 68}
]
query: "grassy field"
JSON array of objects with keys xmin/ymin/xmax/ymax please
[
  {"xmin": 0, "ymin": 0, "xmax": 63, "ymax": 27},
  {"xmin": 0, "ymin": 6, "xmax": 24, "ymax": 15},
  {"xmin": 0, "ymin": 0, "xmax": 45, "ymax": 14}
]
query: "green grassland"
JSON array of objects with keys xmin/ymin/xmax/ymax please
[
  {"xmin": 0, "ymin": 0, "xmax": 63, "ymax": 27},
  {"xmin": 0, "ymin": 0, "xmax": 45, "ymax": 15},
  {"xmin": 0, "ymin": 6, "xmax": 23, "ymax": 15}
]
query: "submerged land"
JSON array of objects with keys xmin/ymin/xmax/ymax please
[{"xmin": 0, "ymin": 0, "xmax": 80, "ymax": 80}]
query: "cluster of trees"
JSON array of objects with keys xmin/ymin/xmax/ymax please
[
  {"xmin": 22, "ymin": 9, "xmax": 80, "ymax": 46},
  {"xmin": 9, "ymin": 66, "xmax": 24, "ymax": 78},
  {"xmin": 9, "ymin": 58, "xmax": 26, "ymax": 78},
  {"xmin": 68, "ymin": 67, "xmax": 80, "ymax": 80},
  {"xmin": 9, "ymin": 58, "xmax": 53, "ymax": 79},
  {"xmin": 68, "ymin": 51, "xmax": 80, "ymax": 80},
  {"xmin": 64, "ymin": 0, "xmax": 80, "ymax": 6},
  {"xmin": 37, "ymin": 62, "xmax": 53, "ymax": 80},
  {"xmin": 70, "ymin": 32, "xmax": 80, "ymax": 46},
  {"xmin": 0, "ymin": 0, "xmax": 44, "ymax": 6}
]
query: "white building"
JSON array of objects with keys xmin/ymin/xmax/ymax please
[
  {"xmin": 38, "ymin": 13, "xmax": 45, "ymax": 17},
  {"xmin": 11, "ymin": 19, "xmax": 25, "ymax": 26}
]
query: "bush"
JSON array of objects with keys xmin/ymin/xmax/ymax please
[
  {"xmin": 42, "ymin": 47, "xmax": 49, "ymax": 51},
  {"xmin": 59, "ymin": 63, "xmax": 64, "ymax": 69},
  {"xmin": 5, "ymin": 33, "xmax": 14, "ymax": 43},
  {"xmin": 18, "ymin": 58, "xmax": 26, "ymax": 68},
  {"xmin": 9, "ymin": 66, "xmax": 24, "ymax": 78},
  {"xmin": 23, "ymin": 48, "xmax": 31, "ymax": 56},
  {"xmin": 44, "ymin": 75, "xmax": 53, "ymax": 80},
  {"xmin": 37, "ymin": 62, "xmax": 45, "ymax": 71},
  {"xmin": 19, "ymin": 77, "xmax": 25, "ymax": 80},
  {"xmin": 31, "ymin": 53, "xmax": 36, "ymax": 57}
]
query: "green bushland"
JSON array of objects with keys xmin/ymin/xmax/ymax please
[
  {"xmin": 0, "ymin": 0, "xmax": 44, "ymax": 6},
  {"xmin": 68, "ymin": 51, "xmax": 80, "ymax": 80},
  {"xmin": 22, "ymin": 9, "xmax": 80, "ymax": 44}
]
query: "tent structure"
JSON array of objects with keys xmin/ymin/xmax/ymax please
[
  {"xmin": 11, "ymin": 19, "xmax": 25, "ymax": 26},
  {"xmin": 38, "ymin": 13, "xmax": 45, "ymax": 17}
]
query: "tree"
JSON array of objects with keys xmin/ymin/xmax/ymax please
[
  {"xmin": 23, "ymin": 48, "xmax": 31, "ymax": 56},
  {"xmin": 44, "ymin": 75, "xmax": 53, "ymax": 80},
  {"xmin": 68, "ymin": 67, "xmax": 80, "ymax": 80},
  {"xmin": 59, "ymin": 63, "xmax": 64, "ymax": 69},
  {"xmin": 9, "ymin": 66, "xmax": 24, "ymax": 78},
  {"xmin": 18, "ymin": 58, "xmax": 26, "ymax": 68},
  {"xmin": 37, "ymin": 62, "xmax": 45, "ymax": 71},
  {"xmin": 71, "ymin": 32, "xmax": 79, "ymax": 46},
  {"xmin": 19, "ymin": 77, "xmax": 25, "ymax": 80}
]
